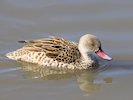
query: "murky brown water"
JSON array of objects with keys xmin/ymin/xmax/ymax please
[{"xmin": 0, "ymin": 0, "xmax": 133, "ymax": 100}]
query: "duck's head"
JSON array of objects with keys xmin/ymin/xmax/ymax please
[{"xmin": 78, "ymin": 34, "xmax": 112, "ymax": 60}]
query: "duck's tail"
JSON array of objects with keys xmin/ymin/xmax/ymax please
[{"xmin": 5, "ymin": 49, "xmax": 26, "ymax": 61}]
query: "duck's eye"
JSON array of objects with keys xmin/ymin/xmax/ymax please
[
  {"xmin": 95, "ymin": 46, "xmax": 101, "ymax": 53},
  {"xmin": 95, "ymin": 49, "xmax": 99, "ymax": 53}
]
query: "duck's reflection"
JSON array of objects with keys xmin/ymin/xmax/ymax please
[
  {"xmin": 20, "ymin": 62, "xmax": 112, "ymax": 95},
  {"xmin": 76, "ymin": 71, "xmax": 101, "ymax": 96}
]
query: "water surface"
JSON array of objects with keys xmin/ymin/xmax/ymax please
[{"xmin": 0, "ymin": 0, "xmax": 133, "ymax": 100}]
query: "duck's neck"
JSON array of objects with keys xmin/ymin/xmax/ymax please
[
  {"xmin": 80, "ymin": 52, "xmax": 92, "ymax": 62},
  {"xmin": 78, "ymin": 41, "xmax": 93, "ymax": 62}
]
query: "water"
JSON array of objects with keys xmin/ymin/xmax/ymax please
[{"xmin": 0, "ymin": 0, "xmax": 133, "ymax": 100}]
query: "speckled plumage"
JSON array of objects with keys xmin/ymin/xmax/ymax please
[{"xmin": 6, "ymin": 34, "xmax": 111, "ymax": 70}]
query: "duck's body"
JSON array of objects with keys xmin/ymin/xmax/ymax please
[{"xmin": 6, "ymin": 34, "xmax": 112, "ymax": 70}]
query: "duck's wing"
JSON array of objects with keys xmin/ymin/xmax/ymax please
[{"xmin": 19, "ymin": 37, "xmax": 81, "ymax": 63}]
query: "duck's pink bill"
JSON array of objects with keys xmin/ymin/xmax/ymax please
[{"xmin": 96, "ymin": 50, "xmax": 112, "ymax": 61}]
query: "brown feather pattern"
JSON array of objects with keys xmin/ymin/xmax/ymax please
[{"xmin": 18, "ymin": 37, "xmax": 81, "ymax": 63}]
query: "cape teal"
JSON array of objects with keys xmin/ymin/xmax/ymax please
[{"xmin": 6, "ymin": 34, "xmax": 112, "ymax": 70}]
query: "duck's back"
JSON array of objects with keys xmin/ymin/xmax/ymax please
[{"xmin": 6, "ymin": 37, "xmax": 81, "ymax": 66}]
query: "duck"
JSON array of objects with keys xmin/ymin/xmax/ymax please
[{"xmin": 6, "ymin": 34, "xmax": 112, "ymax": 70}]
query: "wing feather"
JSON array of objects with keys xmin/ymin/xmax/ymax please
[{"xmin": 19, "ymin": 37, "xmax": 80, "ymax": 63}]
